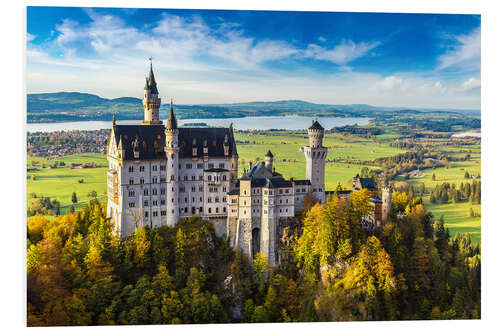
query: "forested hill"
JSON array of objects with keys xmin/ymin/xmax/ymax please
[{"xmin": 27, "ymin": 92, "xmax": 480, "ymax": 123}]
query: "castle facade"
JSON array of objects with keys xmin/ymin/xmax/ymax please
[{"xmin": 106, "ymin": 63, "xmax": 390, "ymax": 265}]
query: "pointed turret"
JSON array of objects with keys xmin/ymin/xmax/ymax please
[
  {"xmin": 265, "ymin": 149, "xmax": 274, "ymax": 171},
  {"xmin": 112, "ymin": 112, "xmax": 116, "ymax": 126},
  {"xmin": 117, "ymin": 135, "xmax": 123, "ymax": 162},
  {"xmin": 166, "ymin": 99, "xmax": 177, "ymax": 130},
  {"xmin": 147, "ymin": 60, "xmax": 159, "ymax": 94},
  {"xmin": 229, "ymin": 123, "xmax": 238, "ymax": 156}
]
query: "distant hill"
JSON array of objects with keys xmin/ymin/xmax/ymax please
[{"xmin": 26, "ymin": 92, "xmax": 480, "ymax": 123}]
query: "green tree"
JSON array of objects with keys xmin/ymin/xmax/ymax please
[
  {"xmin": 430, "ymin": 191, "xmax": 436, "ymax": 204},
  {"xmin": 175, "ymin": 228, "xmax": 187, "ymax": 288},
  {"xmin": 440, "ymin": 191, "xmax": 448, "ymax": 204},
  {"xmin": 72, "ymin": 192, "xmax": 78, "ymax": 204},
  {"xmin": 469, "ymin": 207, "xmax": 475, "ymax": 217},
  {"xmin": 252, "ymin": 252, "xmax": 271, "ymax": 302},
  {"xmin": 419, "ymin": 182, "xmax": 425, "ymax": 196}
]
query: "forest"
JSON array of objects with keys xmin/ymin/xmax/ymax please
[{"xmin": 27, "ymin": 188, "xmax": 480, "ymax": 326}]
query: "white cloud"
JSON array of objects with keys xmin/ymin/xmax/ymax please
[
  {"xmin": 375, "ymin": 76, "xmax": 404, "ymax": 91},
  {"xmin": 318, "ymin": 36, "xmax": 326, "ymax": 42},
  {"xmin": 437, "ymin": 27, "xmax": 480, "ymax": 70},
  {"xmin": 459, "ymin": 77, "xmax": 481, "ymax": 91},
  {"xmin": 27, "ymin": 33, "xmax": 35, "ymax": 42},
  {"xmin": 304, "ymin": 40, "xmax": 380, "ymax": 66},
  {"xmin": 31, "ymin": 12, "xmax": 379, "ymax": 71}
]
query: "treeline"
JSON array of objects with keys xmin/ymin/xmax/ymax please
[
  {"xmin": 28, "ymin": 191, "xmax": 480, "ymax": 325},
  {"xmin": 406, "ymin": 118, "xmax": 481, "ymax": 132},
  {"xmin": 374, "ymin": 150, "xmax": 445, "ymax": 180},
  {"xmin": 430, "ymin": 181, "xmax": 481, "ymax": 205},
  {"xmin": 27, "ymin": 197, "xmax": 61, "ymax": 216},
  {"xmin": 329, "ymin": 125, "xmax": 384, "ymax": 137},
  {"xmin": 390, "ymin": 140, "xmax": 422, "ymax": 149}
]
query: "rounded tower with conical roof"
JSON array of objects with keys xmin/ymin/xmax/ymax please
[
  {"xmin": 142, "ymin": 59, "xmax": 162, "ymax": 125},
  {"xmin": 302, "ymin": 120, "xmax": 327, "ymax": 203},
  {"xmin": 165, "ymin": 99, "xmax": 179, "ymax": 226}
]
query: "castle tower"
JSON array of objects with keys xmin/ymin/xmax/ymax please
[
  {"xmin": 264, "ymin": 150, "xmax": 274, "ymax": 172},
  {"xmin": 381, "ymin": 182, "xmax": 392, "ymax": 224},
  {"xmin": 142, "ymin": 59, "xmax": 163, "ymax": 125},
  {"xmin": 303, "ymin": 120, "xmax": 327, "ymax": 203},
  {"xmin": 165, "ymin": 100, "xmax": 179, "ymax": 226}
]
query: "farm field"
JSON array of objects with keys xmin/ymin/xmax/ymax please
[
  {"xmin": 236, "ymin": 131, "xmax": 405, "ymax": 189},
  {"xmin": 27, "ymin": 153, "xmax": 108, "ymax": 207},
  {"xmin": 395, "ymin": 155, "xmax": 481, "ymax": 243}
]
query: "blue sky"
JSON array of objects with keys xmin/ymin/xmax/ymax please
[{"xmin": 27, "ymin": 7, "xmax": 481, "ymax": 109}]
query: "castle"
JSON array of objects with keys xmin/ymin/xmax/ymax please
[{"xmin": 106, "ymin": 62, "xmax": 391, "ymax": 265}]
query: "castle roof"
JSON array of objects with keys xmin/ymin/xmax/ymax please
[
  {"xmin": 360, "ymin": 177, "xmax": 375, "ymax": 189},
  {"xmin": 178, "ymin": 127, "xmax": 237, "ymax": 158},
  {"xmin": 235, "ymin": 174, "xmax": 293, "ymax": 189},
  {"xmin": 309, "ymin": 120, "xmax": 324, "ymax": 130},
  {"xmin": 325, "ymin": 190, "xmax": 352, "ymax": 197},
  {"xmin": 204, "ymin": 168, "xmax": 229, "ymax": 172},
  {"xmin": 146, "ymin": 61, "xmax": 159, "ymax": 94},
  {"xmin": 293, "ymin": 179, "xmax": 312, "ymax": 186},
  {"xmin": 111, "ymin": 124, "xmax": 237, "ymax": 161}
]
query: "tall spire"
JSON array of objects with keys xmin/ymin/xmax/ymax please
[
  {"xmin": 147, "ymin": 57, "xmax": 158, "ymax": 94},
  {"xmin": 166, "ymin": 98, "xmax": 177, "ymax": 130},
  {"xmin": 112, "ymin": 112, "xmax": 116, "ymax": 126}
]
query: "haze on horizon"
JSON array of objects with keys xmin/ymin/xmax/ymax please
[{"xmin": 27, "ymin": 7, "xmax": 481, "ymax": 110}]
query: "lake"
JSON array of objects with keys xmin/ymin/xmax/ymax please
[{"xmin": 26, "ymin": 116, "xmax": 371, "ymax": 133}]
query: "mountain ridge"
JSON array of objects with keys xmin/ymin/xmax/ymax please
[{"xmin": 27, "ymin": 92, "xmax": 480, "ymax": 123}]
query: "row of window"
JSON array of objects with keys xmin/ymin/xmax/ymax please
[
  {"xmin": 128, "ymin": 174, "xmax": 229, "ymax": 184},
  {"xmin": 128, "ymin": 165, "xmax": 166, "ymax": 173},
  {"xmin": 129, "ymin": 193, "xmax": 227, "ymax": 204},
  {"xmin": 207, "ymin": 175, "xmax": 227, "ymax": 181},
  {"xmin": 241, "ymin": 198, "xmax": 288, "ymax": 205},
  {"xmin": 143, "ymin": 199, "xmax": 165, "ymax": 207},
  {"xmin": 241, "ymin": 208, "xmax": 289, "ymax": 215},
  {"xmin": 141, "ymin": 206, "xmax": 228, "ymax": 217},
  {"xmin": 128, "ymin": 162, "xmax": 227, "ymax": 173},
  {"xmin": 130, "ymin": 188, "xmax": 167, "ymax": 197}
]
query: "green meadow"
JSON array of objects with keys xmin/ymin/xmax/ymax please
[
  {"xmin": 27, "ymin": 153, "xmax": 108, "ymax": 208},
  {"xmin": 235, "ymin": 131, "xmax": 405, "ymax": 189}
]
